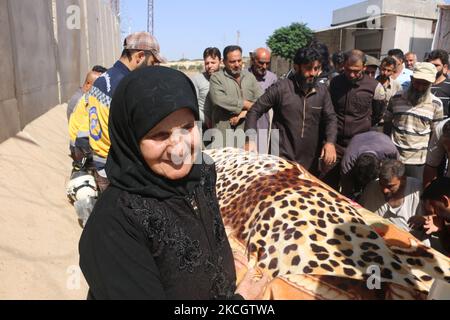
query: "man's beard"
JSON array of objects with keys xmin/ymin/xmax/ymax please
[
  {"xmin": 253, "ymin": 66, "xmax": 266, "ymax": 77},
  {"xmin": 226, "ymin": 67, "xmax": 241, "ymax": 77},
  {"xmin": 436, "ymin": 70, "xmax": 444, "ymax": 79},
  {"xmin": 295, "ymin": 74, "xmax": 317, "ymax": 91},
  {"xmin": 378, "ymin": 74, "xmax": 389, "ymax": 82},
  {"xmin": 406, "ymin": 85, "xmax": 431, "ymax": 106}
]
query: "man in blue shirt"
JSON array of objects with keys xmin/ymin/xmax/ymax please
[{"xmin": 388, "ymin": 49, "xmax": 413, "ymax": 91}]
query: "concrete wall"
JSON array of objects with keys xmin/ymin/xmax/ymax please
[
  {"xmin": 0, "ymin": 0, "xmax": 21, "ymax": 142},
  {"xmin": 433, "ymin": 6, "xmax": 450, "ymax": 51},
  {"xmin": 0, "ymin": 0, "xmax": 121, "ymax": 143},
  {"xmin": 393, "ymin": 16, "xmax": 435, "ymax": 60},
  {"xmin": 332, "ymin": 0, "xmax": 441, "ymax": 26},
  {"xmin": 316, "ymin": 14, "xmax": 435, "ymax": 60},
  {"xmin": 333, "ymin": 0, "xmax": 383, "ymax": 26},
  {"xmin": 380, "ymin": 15, "xmax": 397, "ymax": 56}
]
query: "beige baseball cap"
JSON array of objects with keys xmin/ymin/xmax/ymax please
[
  {"xmin": 366, "ymin": 55, "xmax": 381, "ymax": 67},
  {"xmin": 412, "ymin": 62, "xmax": 437, "ymax": 83},
  {"xmin": 123, "ymin": 32, "xmax": 167, "ymax": 63}
]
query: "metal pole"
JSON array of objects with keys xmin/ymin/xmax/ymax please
[{"xmin": 147, "ymin": 0, "xmax": 154, "ymax": 35}]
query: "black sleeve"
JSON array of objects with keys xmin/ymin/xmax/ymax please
[
  {"xmin": 245, "ymin": 83, "xmax": 280, "ymax": 134},
  {"xmin": 321, "ymin": 88, "xmax": 338, "ymax": 144},
  {"xmin": 383, "ymin": 99, "xmax": 394, "ymax": 136},
  {"xmin": 372, "ymin": 99, "xmax": 387, "ymax": 126},
  {"xmin": 79, "ymin": 207, "xmax": 167, "ymax": 300}
]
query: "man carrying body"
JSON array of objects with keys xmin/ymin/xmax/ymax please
[
  {"xmin": 191, "ymin": 47, "xmax": 222, "ymax": 131},
  {"xmin": 209, "ymin": 45, "xmax": 262, "ymax": 149},
  {"xmin": 88, "ymin": 32, "xmax": 165, "ymax": 191},
  {"xmin": 384, "ymin": 62, "xmax": 444, "ymax": 181},
  {"xmin": 249, "ymin": 47, "xmax": 278, "ymax": 154},
  {"xmin": 245, "ymin": 47, "xmax": 337, "ymax": 175}
]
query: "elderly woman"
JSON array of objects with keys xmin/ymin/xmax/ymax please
[{"xmin": 79, "ymin": 66, "xmax": 268, "ymax": 300}]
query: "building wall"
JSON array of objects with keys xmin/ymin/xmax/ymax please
[
  {"xmin": 380, "ymin": 15, "xmax": 397, "ymax": 56},
  {"xmin": 0, "ymin": 0, "xmax": 121, "ymax": 143},
  {"xmin": 393, "ymin": 16, "xmax": 435, "ymax": 60},
  {"xmin": 433, "ymin": 6, "xmax": 450, "ymax": 51},
  {"xmin": 333, "ymin": 0, "xmax": 442, "ymax": 25}
]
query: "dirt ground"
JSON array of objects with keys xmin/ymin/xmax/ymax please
[{"xmin": 0, "ymin": 104, "xmax": 88, "ymax": 300}]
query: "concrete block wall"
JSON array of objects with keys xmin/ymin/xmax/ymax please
[
  {"xmin": 0, "ymin": 0, "xmax": 21, "ymax": 142},
  {"xmin": 0, "ymin": 0, "xmax": 121, "ymax": 143}
]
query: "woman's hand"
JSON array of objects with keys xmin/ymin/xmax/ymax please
[{"xmin": 235, "ymin": 268, "xmax": 270, "ymax": 300}]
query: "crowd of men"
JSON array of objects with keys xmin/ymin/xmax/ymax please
[{"xmin": 67, "ymin": 31, "xmax": 450, "ymax": 256}]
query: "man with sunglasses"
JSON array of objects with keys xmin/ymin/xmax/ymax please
[{"xmin": 248, "ymin": 48, "xmax": 278, "ymax": 153}]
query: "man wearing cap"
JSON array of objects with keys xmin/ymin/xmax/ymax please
[
  {"xmin": 88, "ymin": 32, "xmax": 166, "ymax": 192},
  {"xmin": 364, "ymin": 55, "xmax": 380, "ymax": 79},
  {"xmin": 384, "ymin": 62, "xmax": 444, "ymax": 180}
]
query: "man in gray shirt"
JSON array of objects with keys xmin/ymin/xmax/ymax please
[
  {"xmin": 249, "ymin": 48, "xmax": 278, "ymax": 153},
  {"xmin": 209, "ymin": 45, "xmax": 262, "ymax": 149},
  {"xmin": 191, "ymin": 47, "xmax": 222, "ymax": 130}
]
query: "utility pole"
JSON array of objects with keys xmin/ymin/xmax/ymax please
[
  {"xmin": 147, "ymin": 0, "xmax": 154, "ymax": 35},
  {"xmin": 236, "ymin": 30, "xmax": 240, "ymax": 46}
]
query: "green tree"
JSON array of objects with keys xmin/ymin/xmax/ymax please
[{"xmin": 267, "ymin": 23, "xmax": 314, "ymax": 61}]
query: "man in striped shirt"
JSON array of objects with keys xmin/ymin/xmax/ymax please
[
  {"xmin": 384, "ymin": 62, "xmax": 444, "ymax": 181},
  {"xmin": 426, "ymin": 49, "xmax": 450, "ymax": 118}
]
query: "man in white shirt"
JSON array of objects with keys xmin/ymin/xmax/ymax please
[{"xmin": 360, "ymin": 160, "xmax": 428, "ymax": 243}]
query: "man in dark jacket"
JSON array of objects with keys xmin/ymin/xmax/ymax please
[
  {"xmin": 245, "ymin": 47, "xmax": 337, "ymax": 175},
  {"xmin": 330, "ymin": 50, "xmax": 387, "ymax": 148},
  {"xmin": 323, "ymin": 49, "xmax": 386, "ymax": 189}
]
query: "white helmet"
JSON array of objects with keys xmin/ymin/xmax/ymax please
[
  {"xmin": 67, "ymin": 171, "xmax": 98, "ymax": 227},
  {"xmin": 66, "ymin": 171, "xmax": 98, "ymax": 202}
]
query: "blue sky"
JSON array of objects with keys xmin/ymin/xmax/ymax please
[{"xmin": 120, "ymin": 0, "xmax": 449, "ymax": 61}]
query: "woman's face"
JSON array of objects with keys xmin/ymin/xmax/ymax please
[{"xmin": 140, "ymin": 108, "xmax": 200, "ymax": 180}]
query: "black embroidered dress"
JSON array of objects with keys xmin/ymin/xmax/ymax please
[
  {"xmin": 79, "ymin": 161, "xmax": 237, "ymax": 300},
  {"xmin": 78, "ymin": 67, "xmax": 239, "ymax": 300}
]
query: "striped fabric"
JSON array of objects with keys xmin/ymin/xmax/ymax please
[{"xmin": 388, "ymin": 92, "xmax": 444, "ymax": 165}]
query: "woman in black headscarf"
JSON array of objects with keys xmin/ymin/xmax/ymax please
[{"xmin": 79, "ymin": 66, "xmax": 268, "ymax": 300}]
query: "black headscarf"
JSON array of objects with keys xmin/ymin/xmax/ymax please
[{"xmin": 106, "ymin": 66, "xmax": 202, "ymax": 199}]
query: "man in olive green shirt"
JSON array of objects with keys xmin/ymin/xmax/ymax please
[{"xmin": 209, "ymin": 45, "xmax": 262, "ymax": 149}]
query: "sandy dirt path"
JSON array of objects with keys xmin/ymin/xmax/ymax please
[{"xmin": 0, "ymin": 104, "xmax": 88, "ymax": 300}]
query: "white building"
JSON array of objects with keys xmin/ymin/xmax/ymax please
[{"xmin": 315, "ymin": 0, "xmax": 444, "ymax": 59}]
